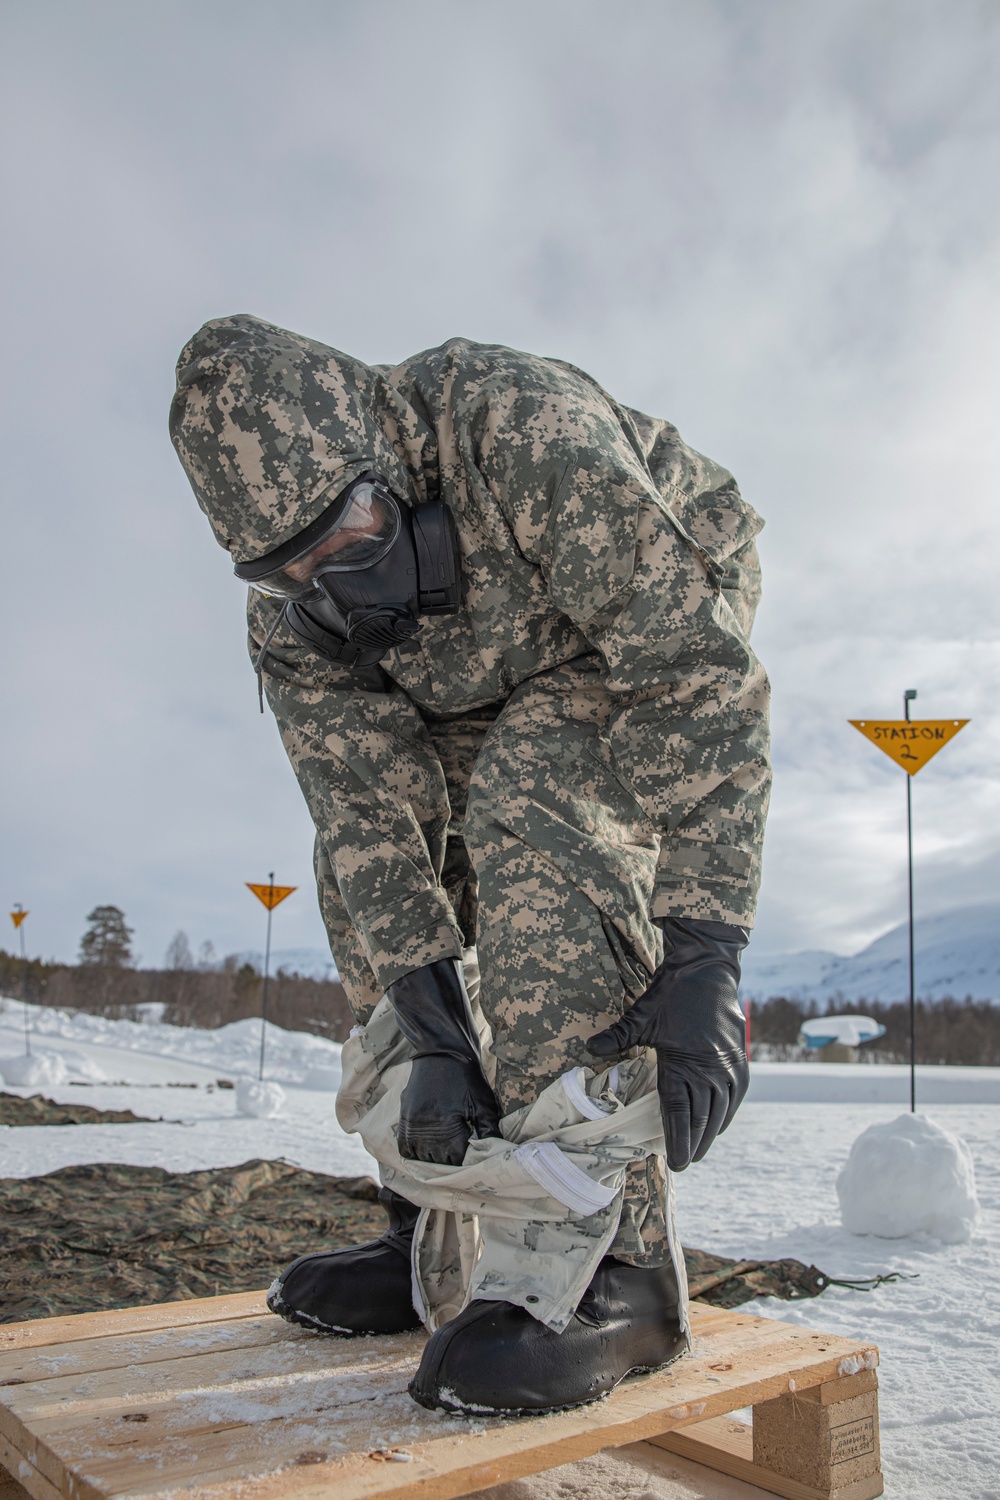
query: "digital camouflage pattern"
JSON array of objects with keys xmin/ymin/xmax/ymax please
[
  {"xmin": 169, "ymin": 318, "xmax": 435, "ymax": 561},
  {"xmin": 171, "ymin": 315, "xmax": 771, "ymax": 1271}
]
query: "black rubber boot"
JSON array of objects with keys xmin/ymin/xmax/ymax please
[
  {"xmin": 266, "ymin": 1188, "xmax": 422, "ymax": 1336},
  {"xmin": 408, "ymin": 1256, "xmax": 686, "ymax": 1415}
]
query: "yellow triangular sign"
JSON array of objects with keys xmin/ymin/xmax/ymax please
[
  {"xmin": 246, "ymin": 883, "xmax": 297, "ymax": 910},
  {"xmin": 10, "ymin": 910, "xmax": 28, "ymax": 929},
  {"xmin": 849, "ymin": 719, "xmax": 968, "ymax": 776}
]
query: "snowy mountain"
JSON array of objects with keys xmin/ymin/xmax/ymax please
[{"xmin": 741, "ymin": 903, "xmax": 1000, "ymax": 1003}]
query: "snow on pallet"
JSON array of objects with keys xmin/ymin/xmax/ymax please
[{"xmin": 0, "ymin": 1292, "xmax": 883, "ymax": 1500}]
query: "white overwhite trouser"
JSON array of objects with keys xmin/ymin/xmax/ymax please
[{"xmin": 335, "ymin": 957, "xmax": 689, "ymax": 1338}]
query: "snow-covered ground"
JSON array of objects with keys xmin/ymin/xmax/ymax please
[
  {"xmin": 747, "ymin": 1060, "xmax": 1000, "ymax": 1104},
  {"xmin": 0, "ymin": 999, "xmax": 375, "ymax": 1180},
  {"xmin": 675, "ymin": 1105, "xmax": 997, "ymax": 1498},
  {"xmin": 1, "ymin": 998, "xmax": 997, "ymax": 1498}
]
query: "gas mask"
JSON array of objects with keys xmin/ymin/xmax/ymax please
[{"xmin": 235, "ymin": 472, "xmax": 461, "ymax": 696}]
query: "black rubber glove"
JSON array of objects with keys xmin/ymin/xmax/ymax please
[
  {"xmin": 587, "ymin": 916, "xmax": 749, "ymax": 1172},
  {"xmin": 387, "ymin": 958, "xmax": 502, "ymax": 1166}
]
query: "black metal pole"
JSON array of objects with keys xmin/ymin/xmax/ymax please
[
  {"xmin": 258, "ymin": 873, "xmax": 274, "ymax": 1081},
  {"xmin": 16, "ymin": 909, "xmax": 29, "ymax": 1058},
  {"xmin": 904, "ymin": 689, "xmax": 917, "ymax": 1112}
]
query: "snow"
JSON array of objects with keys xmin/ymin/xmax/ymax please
[
  {"xmin": 740, "ymin": 946, "xmax": 843, "ymax": 996},
  {"xmin": 836, "ymin": 1113, "xmax": 980, "ymax": 1244},
  {"xmin": 0, "ymin": 1048, "xmax": 69, "ymax": 1088},
  {"xmin": 302, "ymin": 1065, "xmax": 339, "ymax": 1091},
  {"xmin": 472, "ymin": 1441, "xmax": 810, "ymax": 1499},
  {"xmin": 1, "ymin": 996, "xmax": 998, "ymax": 1497},
  {"xmin": 0, "ymin": 999, "xmax": 346, "ymax": 1086},
  {"xmin": 235, "ymin": 1079, "xmax": 286, "ymax": 1118},
  {"xmin": 677, "ymin": 1104, "xmax": 999, "ymax": 1499},
  {"xmin": 747, "ymin": 1060, "xmax": 1000, "ymax": 1104},
  {"xmin": 0, "ymin": 997, "xmax": 375, "ymax": 1180},
  {"xmin": 740, "ymin": 899, "xmax": 1000, "ymax": 1002}
]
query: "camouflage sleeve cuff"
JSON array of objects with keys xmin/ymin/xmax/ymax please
[
  {"xmin": 651, "ymin": 886, "xmax": 756, "ymax": 928},
  {"xmin": 652, "ymin": 837, "xmax": 758, "ymax": 927},
  {"xmin": 352, "ymin": 889, "xmax": 466, "ymax": 990}
]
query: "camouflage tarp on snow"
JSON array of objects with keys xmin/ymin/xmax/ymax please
[
  {"xmin": 0, "ymin": 1160, "xmax": 382, "ymax": 1323},
  {"xmin": 0, "ymin": 1092, "xmax": 156, "ymax": 1127},
  {"xmin": 0, "ymin": 1160, "xmax": 889, "ymax": 1325}
]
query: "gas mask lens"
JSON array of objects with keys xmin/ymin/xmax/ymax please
[{"xmin": 239, "ymin": 477, "xmax": 402, "ymax": 599}]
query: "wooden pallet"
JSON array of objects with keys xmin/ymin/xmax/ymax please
[{"xmin": 0, "ymin": 1292, "xmax": 883, "ymax": 1500}]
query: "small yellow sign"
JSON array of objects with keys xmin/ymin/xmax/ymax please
[
  {"xmin": 10, "ymin": 910, "xmax": 28, "ymax": 929},
  {"xmin": 849, "ymin": 719, "xmax": 969, "ymax": 776},
  {"xmin": 246, "ymin": 883, "xmax": 297, "ymax": 911}
]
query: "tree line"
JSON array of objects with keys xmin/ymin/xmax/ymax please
[
  {"xmin": 0, "ymin": 905, "xmax": 353, "ymax": 1042},
  {"xmin": 750, "ymin": 994, "xmax": 1000, "ymax": 1066},
  {"xmin": 3, "ymin": 907, "xmax": 998, "ymax": 1062}
]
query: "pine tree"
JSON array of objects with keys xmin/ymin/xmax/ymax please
[{"xmin": 79, "ymin": 905, "xmax": 134, "ymax": 967}]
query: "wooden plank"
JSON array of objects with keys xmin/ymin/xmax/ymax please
[
  {"xmin": 791, "ymin": 1370, "xmax": 877, "ymax": 1405},
  {"xmin": 0, "ymin": 1292, "xmax": 734, "ymax": 1358},
  {"xmin": 0, "ymin": 1306, "xmax": 761, "ymax": 1400},
  {"xmin": 0, "ymin": 1430, "xmax": 60, "ymax": 1500},
  {"xmin": 650, "ymin": 1419, "xmax": 884, "ymax": 1500},
  {"xmin": 0, "ymin": 1297, "xmax": 879, "ymax": 1500},
  {"xmin": 2, "ymin": 1319, "xmax": 879, "ymax": 1500},
  {"xmin": 0, "ymin": 1308, "xmax": 298, "ymax": 1386},
  {"xmin": 0, "ymin": 1291, "xmax": 267, "ymax": 1353},
  {"xmin": 0, "ymin": 1308, "xmax": 865, "ymax": 1434},
  {"xmin": 0, "ymin": 1299, "xmax": 744, "ymax": 1387}
]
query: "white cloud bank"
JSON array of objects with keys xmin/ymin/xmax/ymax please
[{"xmin": 1, "ymin": 0, "xmax": 998, "ymax": 963}]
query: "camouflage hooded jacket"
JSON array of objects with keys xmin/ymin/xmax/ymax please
[{"xmin": 171, "ymin": 316, "xmax": 770, "ymax": 990}]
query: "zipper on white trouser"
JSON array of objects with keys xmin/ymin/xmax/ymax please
[{"xmin": 513, "ymin": 1141, "xmax": 620, "ymax": 1217}]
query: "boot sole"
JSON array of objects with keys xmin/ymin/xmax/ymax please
[
  {"xmin": 408, "ymin": 1348, "xmax": 686, "ymax": 1418},
  {"xmin": 270, "ymin": 1301, "xmax": 420, "ymax": 1337}
]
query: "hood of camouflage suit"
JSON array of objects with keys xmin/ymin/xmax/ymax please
[{"xmin": 169, "ymin": 314, "xmax": 437, "ymax": 564}]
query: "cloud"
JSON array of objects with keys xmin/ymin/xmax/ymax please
[{"xmin": 1, "ymin": 0, "xmax": 998, "ymax": 963}]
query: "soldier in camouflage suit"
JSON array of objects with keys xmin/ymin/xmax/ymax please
[{"xmin": 170, "ymin": 315, "xmax": 770, "ymax": 1414}]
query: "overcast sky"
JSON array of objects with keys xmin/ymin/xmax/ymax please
[{"xmin": 2, "ymin": 0, "xmax": 999, "ymax": 968}]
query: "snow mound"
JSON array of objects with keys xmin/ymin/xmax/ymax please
[
  {"xmin": 0, "ymin": 1050, "xmax": 70, "ymax": 1088},
  {"xmin": 302, "ymin": 1065, "xmax": 340, "ymax": 1091},
  {"xmin": 55, "ymin": 1049, "xmax": 107, "ymax": 1082},
  {"xmin": 0, "ymin": 1000, "xmax": 342, "ymax": 1085},
  {"xmin": 235, "ymin": 1079, "xmax": 285, "ymax": 1118},
  {"xmin": 837, "ymin": 1113, "xmax": 979, "ymax": 1243}
]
